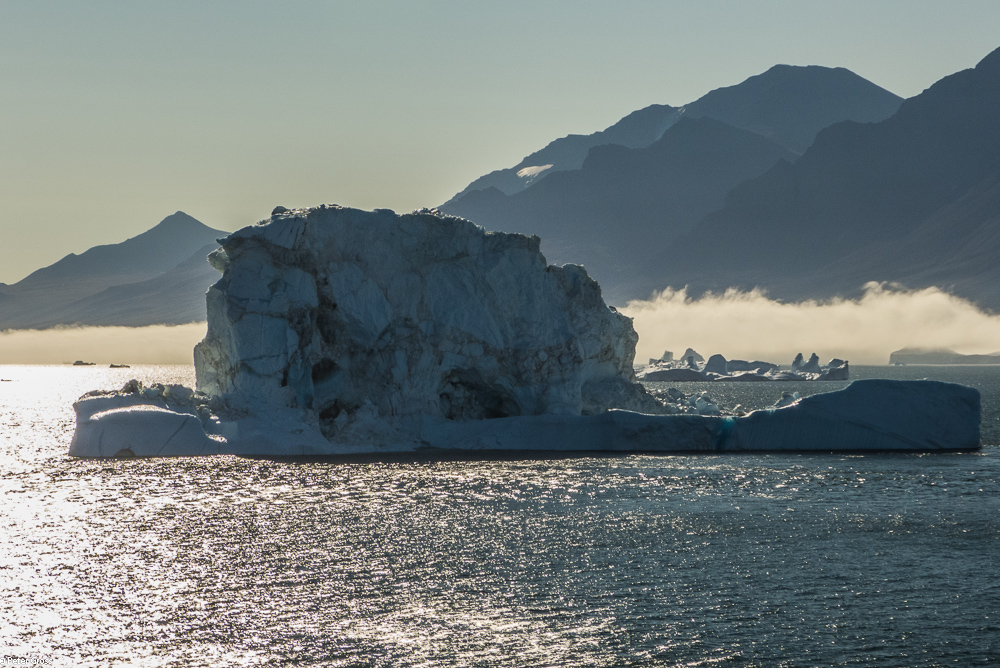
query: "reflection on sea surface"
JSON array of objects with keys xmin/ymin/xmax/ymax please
[{"xmin": 0, "ymin": 365, "xmax": 998, "ymax": 666}]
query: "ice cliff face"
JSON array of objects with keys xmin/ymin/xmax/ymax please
[{"xmin": 194, "ymin": 205, "xmax": 658, "ymax": 444}]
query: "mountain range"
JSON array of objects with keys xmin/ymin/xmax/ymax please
[
  {"xmin": 0, "ymin": 212, "xmax": 224, "ymax": 329},
  {"xmin": 440, "ymin": 64, "xmax": 904, "ymax": 302},
  {"xmin": 651, "ymin": 46, "xmax": 1000, "ymax": 308},
  {"xmin": 6, "ymin": 49, "xmax": 999, "ymax": 329}
]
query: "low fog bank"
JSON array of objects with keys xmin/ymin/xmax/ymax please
[
  {"xmin": 5, "ymin": 284, "xmax": 999, "ymax": 367},
  {"xmin": 623, "ymin": 283, "xmax": 1000, "ymax": 366},
  {"xmin": 0, "ymin": 323, "xmax": 207, "ymax": 365}
]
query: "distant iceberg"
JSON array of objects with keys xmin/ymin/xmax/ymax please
[
  {"xmin": 70, "ymin": 206, "xmax": 980, "ymax": 457},
  {"xmin": 888, "ymin": 347, "xmax": 1000, "ymax": 365},
  {"xmin": 637, "ymin": 352, "xmax": 848, "ymax": 382}
]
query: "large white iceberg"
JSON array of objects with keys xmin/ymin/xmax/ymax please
[
  {"xmin": 70, "ymin": 377, "xmax": 981, "ymax": 457},
  {"xmin": 194, "ymin": 205, "xmax": 660, "ymax": 424},
  {"xmin": 69, "ymin": 205, "xmax": 981, "ymax": 457}
]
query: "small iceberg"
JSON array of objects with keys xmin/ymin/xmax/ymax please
[{"xmin": 638, "ymin": 352, "xmax": 849, "ymax": 382}]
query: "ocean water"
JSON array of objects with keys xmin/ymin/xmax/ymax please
[{"xmin": 0, "ymin": 364, "xmax": 997, "ymax": 666}]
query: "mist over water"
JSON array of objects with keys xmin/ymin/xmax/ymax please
[
  {"xmin": 4, "ymin": 282, "xmax": 1000, "ymax": 368},
  {"xmin": 0, "ymin": 323, "xmax": 206, "ymax": 364},
  {"xmin": 625, "ymin": 283, "xmax": 1000, "ymax": 365},
  {"xmin": 3, "ymin": 281, "xmax": 999, "ymax": 369}
]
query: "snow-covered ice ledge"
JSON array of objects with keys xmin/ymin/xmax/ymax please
[
  {"xmin": 68, "ymin": 205, "xmax": 981, "ymax": 457},
  {"xmin": 69, "ymin": 379, "xmax": 980, "ymax": 457}
]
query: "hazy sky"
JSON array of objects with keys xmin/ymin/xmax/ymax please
[{"xmin": 2, "ymin": 0, "xmax": 999, "ymax": 284}]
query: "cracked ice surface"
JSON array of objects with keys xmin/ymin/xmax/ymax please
[{"xmin": 189, "ymin": 205, "xmax": 658, "ymax": 452}]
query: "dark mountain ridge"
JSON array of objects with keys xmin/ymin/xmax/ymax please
[
  {"xmin": 445, "ymin": 64, "xmax": 902, "ymax": 206},
  {"xmin": 680, "ymin": 64, "xmax": 904, "ymax": 153},
  {"xmin": 0, "ymin": 212, "xmax": 226, "ymax": 329},
  {"xmin": 441, "ymin": 64, "xmax": 902, "ymax": 302},
  {"xmin": 444, "ymin": 117, "xmax": 796, "ymax": 301},
  {"xmin": 445, "ymin": 104, "xmax": 680, "ymax": 203},
  {"xmin": 14, "ymin": 211, "xmax": 219, "ymax": 290},
  {"xmin": 654, "ymin": 46, "xmax": 1000, "ymax": 307},
  {"xmin": 27, "ymin": 243, "xmax": 222, "ymax": 328}
]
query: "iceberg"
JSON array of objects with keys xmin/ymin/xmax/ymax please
[
  {"xmin": 637, "ymin": 352, "xmax": 848, "ymax": 382},
  {"xmin": 704, "ymin": 354, "xmax": 729, "ymax": 375},
  {"xmin": 193, "ymin": 205, "xmax": 659, "ymax": 424},
  {"xmin": 69, "ymin": 205, "xmax": 980, "ymax": 457},
  {"xmin": 70, "ymin": 378, "xmax": 981, "ymax": 457}
]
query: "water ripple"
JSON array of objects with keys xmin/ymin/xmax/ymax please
[{"xmin": 1, "ymin": 365, "xmax": 998, "ymax": 666}]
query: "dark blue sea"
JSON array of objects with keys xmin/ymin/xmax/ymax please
[{"xmin": 0, "ymin": 364, "xmax": 997, "ymax": 666}]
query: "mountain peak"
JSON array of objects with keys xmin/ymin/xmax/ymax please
[
  {"xmin": 680, "ymin": 64, "xmax": 903, "ymax": 153},
  {"xmin": 761, "ymin": 63, "xmax": 841, "ymax": 75},
  {"xmin": 127, "ymin": 211, "xmax": 226, "ymax": 250},
  {"xmin": 150, "ymin": 211, "xmax": 216, "ymax": 233},
  {"xmin": 12, "ymin": 212, "xmax": 226, "ymax": 290}
]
